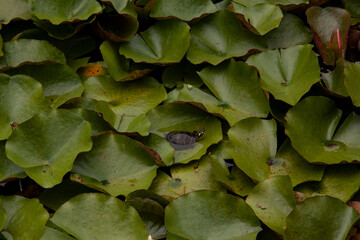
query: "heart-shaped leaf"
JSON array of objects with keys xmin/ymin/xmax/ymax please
[
  {"xmin": 0, "ymin": 0, "xmax": 31, "ymax": 24},
  {"xmin": 0, "ymin": 74, "xmax": 50, "ymax": 140},
  {"xmin": 69, "ymin": 108, "xmax": 111, "ymax": 136},
  {"xmin": 28, "ymin": 0, "xmax": 103, "ymax": 25},
  {"xmin": 246, "ymin": 44, "xmax": 320, "ymax": 105},
  {"xmin": 40, "ymin": 227, "xmax": 76, "ymax": 240},
  {"xmin": 186, "ymin": 10, "xmax": 266, "ymax": 65},
  {"xmin": 0, "ymin": 195, "xmax": 49, "ymax": 240},
  {"xmin": 285, "ymin": 96, "xmax": 360, "ymax": 164},
  {"xmin": 0, "ymin": 141, "xmax": 26, "ymax": 182},
  {"xmin": 147, "ymin": 103, "xmax": 222, "ymax": 164},
  {"xmin": 285, "ymin": 196, "xmax": 360, "ymax": 240},
  {"xmin": 246, "ymin": 175, "xmax": 296, "ymax": 235},
  {"xmin": 165, "ymin": 190, "xmax": 262, "ymax": 240},
  {"xmin": 344, "ymin": 61, "xmax": 360, "ymax": 106},
  {"xmin": 5, "ymin": 109, "xmax": 92, "ymax": 188},
  {"xmin": 51, "ymin": 193, "xmax": 148, "ymax": 240},
  {"xmin": 71, "ymin": 133, "xmax": 158, "ymax": 197},
  {"xmin": 0, "ymin": 39, "xmax": 66, "ymax": 71},
  {"xmin": 119, "ymin": 20, "xmax": 190, "ymax": 64},
  {"xmin": 150, "ymin": 0, "xmax": 217, "ymax": 21}
]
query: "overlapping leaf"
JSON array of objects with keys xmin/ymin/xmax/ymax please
[
  {"xmin": 0, "ymin": 141, "xmax": 25, "ymax": 182},
  {"xmin": 0, "ymin": 0, "xmax": 31, "ymax": 24},
  {"xmin": 344, "ymin": 61, "xmax": 360, "ymax": 106},
  {"xmin": 40, "ymin": 227, "xmax": 76, "ymax": 240}
]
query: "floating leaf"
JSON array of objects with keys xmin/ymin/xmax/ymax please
[
  {"xmin": 342, "ymin": 0, "xmax": 360, "ymax": 17},
  {"xmin": 0, "ymin": 39, "xmax": 66, "ymax": 71},
  {"xmin": 0, "ymin": 74, "xmax": 49, "ymax": 140},
  {"xmin": 232, "ymin": 3, "xmax": 283, "ymax": 35},
  {"xmin": 0, "ymin": 200, "xmax": 6, "ymax": 231},
  {"xmin": 162, "ymin": 61, "xmax": 203, "ymax": 88},
  {"xmin": 263, "ymin": 13, "xmax": 312, "ymax": 49},
  {"xmin": 150, "ymin": 0, "xmax": 217, "ymax": 21},
  {"xmin": 28, "ymin": 0, "xmax": 103, "ymax": 25},
  {"xmin": 52, "ymin": 34, "xmax": 96, "ymax": 60},
  {"xmin": 71, "ymin": 133, "xmax": 158, "ymax": 197},
  {"xmin": 40, "ymin": 227, "xmax": 76, "ymax": 240},
  {"xmin": 344, "ymin": 61, "xmax": 360, "ymax": 106},
  {"xmin": 147, "ymin": 103, "xmax": 222, "ymax": 164},
  {"xmin": 186, "ymin": 10, "xmax": 266, "ymax": 65},
  {"xmin": 0, "ymin": 0, "xmax": 31, "ymax": 24},
  {"xmin": 306, "ymin": 6, "xmax": 351, "ymax": 65},
  {"xmin": 119, "ymin": 20, "xmax": 190, "ymax": 64},
  {"xmin": 138, "ymin": 133, "xmax": 174, "ymax": 166},
  {"xmin": 149, "ymin": 157, "xmax": 226, "ymax": 200},
  {"xmin": 0, "ymin": 24, "xmax": 3, "ymax": 57},
  {"xmin": 0, "ymin": 195, "xmax": 49, "ymax": 240},
  {"xmin": 232, "ymin": 0, "xmax": 308, "ymax": 6},
  {"xmin": 246, "ymin": 44, "xmax": 320, "ymax": 105},
  {"xmin": 165, "ymin": 190, "xmax": 262, "ymax": 240},
  {"xmin": 5, "ymin": 109, "xmax": 92, "ymax": 188},
  {"xmin": 51, "ymin": 193, "xmax": 148, "ymax": 240},
  {"xmin": 285, "ymin": 196, "xmax": 360, "ymax": 240},
  {"xmin": 285, "ymin": 96, "xmax": 360, "ymax": 164},
  {"xmin": 5, "ymin": 63, "xmax": 83, "ymax": 109},
  {"xmin": 69, "ymin": 108, "xmax": 111, "ymax": 136},
  {"xmin": 322, "ymin": 58, "xmax": 348, "ymax": 97},
  {"xmin": 0, "ymin": 141, "xmax": 26, "ymax": 182},
  {"xmin": 246, "ymin": 175, "xmax": 296, "ymax": 235}
]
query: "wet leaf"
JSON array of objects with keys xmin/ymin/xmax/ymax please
[
  {"xmin": 51, "ymin": 193, "xmax": 148, "ymax": 240},
  {"xmin": 147, "ymin": 103, "xmax": 222, "ymax": 164},
  {"xmin": 0, "ymin": 74, "xmax": 50, "ymax": 140},
  {"xmin": 187, "ymin": 10, "xmax": 266, "ymax": 65},
  {"xmin": 285, "ymin": 196, "xmax": 360, "ymax": 240},
  {"xmin": 344, "ymin": 61, "xmax": 360, "ymax": 106},
  {"xmin": 165, "ymin": 190, "xmax": 262, "ymax": 240},
  {"xmin": 28, "ymin": 0, "xmax": 103, "ymax": 25},
  {"xmin": 119, "ymin": 20, "xmax": 190, "ymax": 64},
  {"xmin": 246, "ymin": 175, "xmax": 296, "ymax": 235},
  {"xmin": 246, "ymin": 44, "xmax": 320, "ymax": 105},
  {"xmin": 150, "ymin": 0, "xmax": 217, "ymax": 21},
  {"xmin": 5, "ymin": 109, "xmax": 92, "ymax": 188},
  {"xmin": 0, "ymin": 0, "xmax": 31, "ymax": 24},
  {"xmin": 0, "ymin": 195, "xmax": 49, "ymax": 240},
  {"xmin": 0, "ymin": 141, "xmax": 26, "ymax": 182}
]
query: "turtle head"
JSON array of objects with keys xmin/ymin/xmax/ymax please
[{"xmin": 195, "ymin": 129, "xmax": 205, "ymax": 139}]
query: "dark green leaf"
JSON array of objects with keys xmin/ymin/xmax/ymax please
[
  {"xmin": 40, "ymin": 227, "xmax": 76, "ymax": 240},
  {"xmin": 0, "ymin": 0, "xmax": 31, "ymax": 24},
  {"xmin": 322, "ymin": 58, "xmax": 348, "ymax": 97},
  {"xmin": 0, "ymin": 141, "xmax": 26, "ymax": 182}
]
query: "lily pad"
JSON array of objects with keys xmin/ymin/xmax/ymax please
[
  {"xmin": 0, "ymin": 24, "xmax": 3, "ymax": 57},
  {"xmin": 138, "ymin": 133, "xmax": 174, "ymax": 166},
  {"xmin": 0, "ymin": 74, "xmax": 50, "ymax": 140},
  {"xmin": 306, "ymin": 6, "xmax": 351, "ymax": 65},
  {"xmin": 344, "ymin": 61, "xmax": 360, "ymax": 106},
  {"xmin": 246, "ymin": 175, "xmax": 296, "ymax": 235},
  {"xmin": 0, "ymin": 0, "xmax": 31, "ymax": 24},
  {"xmin": 51, "ymin": 193, "xmax": 148, "ymax": 240},
  {"xmin": 186, "ymin": 10, "xmax": 266, "ymax": 65},
  {"xmin": 285, "ymin": 196, "xmax": 360, "ymax": 240},
  {"xmin": 285, "ymin": 96, "xmax": 360, "ymax": 164},
  {"xmin": 69, "ymin": 108, "xmax": 111, "ymax": 136},
  {"xmin": 232, "ymin": 3, "xmax": 283, "ymax": 35},
  {"xmin": 119, "ymin": 20, "xmax": 190, "ymax": 64},
  {"xmin": 83, "ymin": 75, "xmax": 167, "ymax": 135},
  {"xmin": 232, "ymin": 0, "xmax": 308, "ymax": 6},
  {"xmin": 162, "ymin": 61, "xmax": 203, "ymax": 88},
  {"xmin": 100, "ymin": 40, "xmax": 153, "ymax": 81},
  {"xmin": 165, "ymin": 190, "xmax": 262, "ymax": 240},
  {"xmin": 246, "ymin": 44, "xmax": 320, "ymax": 105},
  {"xmin": 5, "ymin": 63, "xmax": 84, "ymax": 109},
  {"xmin": 0, "ymin": 39, "xmax": 66, "ymax": 71},
  {"xmin": 0, "ymin": 141, "xmax": 26, "ymax": 182},
  {"xmin": 0, "ymin": 200, "xmax": 5, "ymax": 231},
  {"xmin": 40, "ymin": 227, "xmax": 76, "ymax": 240},
  {"xmin": 263, "ymin": 13, "xmax": 313, "ymax": 49},
  {"xmin": 342, "ymin": 0, "xmax": 360, "ymax": 17},
  {"xmin": 0, "ymin": 195, "xmax": 49, "ymax": 240},
  {"xmin": 28, "ymin": 0, "xmax": 103, "ymax": 25},
  {"xmin": 147, "ymin": 103, "xmax": 222, "ymax": 164},
  {"xmin": 149, "ymin": 156, "xmax": 226, "ymax": 200},
  {"xmin": 150, "ymin": 0, "xmax": 217, "ymax": 21},
  {"xmin": 322, "ymin": 58, "xmax": 348, "ymax": 97},
  {"xmin": 5, "ymin": 109, "xmax": 92, "ymax": 188},
  {"xmin": 71, "ymin": 133, "xmax": 158, "ymax": 197}
]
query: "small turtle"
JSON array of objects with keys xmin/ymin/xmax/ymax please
[{"xmin": 166, "ymin": 129, "xmax": 205, "ymax": 149}]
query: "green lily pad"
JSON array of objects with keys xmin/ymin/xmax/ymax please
[
  {"xmin": 322, "ymin": 58, "xmax": 348, "ymax": 97},
  {"xmin": 0, "ymin": 74, "xmax": 50, "ymax": 140},
  {"xmin": 100, "ymin": 40, "xmax": 153, "ymax": 81},
  {"xmin": 138, "ymin": 133, "xmax": 174, "ymax": 166},
  {"xmin": 71, "ymin": 133, "xmax": 158, "ymax": 197},
  {"xmin": 51, "ymin": 193, "xmax": 148, "ymax": 240},
  {"xmin": 285, "ymin": 96, "xmax": 360, "ymax": 164},
  {"xmin": 119, "ymin": 20, "xmax": 190, "ymax": 64},
  {"xmin": 0, "ymin": 0, "xmax": 31, "ymax": 24},
  {"xmin": 246, "ymin": 175, "xmax": 296, "ymax": 235},
  {"xmin": 28, "ymin": 0, "xmax": 103, "ymax": 25},
  {"xmin": 232, "ymin": 0, "xmax": 308, "ymax": 6},
  {"xmin": 0, "ymin": 200, "xmax": 6, "ymax": 231},
  {"xmin": 306, "ymin": 6, "xmax": 351, "ymax": 66},
  {"xmin": 232, "ymin": 3, "xmax": 283, "ymax": 35},
  {"xmin": 149, "ymin": 157, "xmax": 226, "ymax": 200},
  {"xmin": 0, "ymin": 39, "xmax": 66, "ymax": 71},
  {"xmin": 147, "ymin": 103, "xmax": 222, "ymax": 164},
  {"xmin": 186, "ymin": 10, "xmax": 266, "ymax": 65},
  {"xmin": 0, "ymin": 195, "xmax": 49, "ymax": 240},
  {"xmin": 52, "ymin": 34, "xmax": 96, "ymax": 60},
  {"xmin": 5, "ymin": 63, "xmax": 83, "ymax": 109},
  {"xmin": 0, "ymin": 141, "xmax": 26, "ymax": 182},
  {"xmin": 342, "ymin": 0, "xmax": 360, "ymax": 17},
  {"xmin": 5, "ymin": 109, "xmax": 92, "ymax": 188},
  {"xmin": 69, "ymin": 108, "xmax": 111, "ymax": 136},
  {"xmin": 83, "ymin": 75, "xmax": 167, "ymax": 135},
  {"xmin": 344, "ymin": 61, "xmax": 360, "ymax": 106},
  {"xmin": 246, "ymin": 44, "xmax": 320, "ymax": 105},
  {"xmin": 150, "ymin": 0, "xmax": 217, "ymax": 21},
  {"xmin": 40, "ymin": 227, "xmax": 76, "ymax": 240},
  {"xmin": 263, "ymin": 13, "xmax": 313, "ymax": 49},
  {"xmin": 285, "ymin": 196, "xmax": 360, "ymax": 240},
  {"xmin": 162, "ymin": 61, "xmax": 203, "ymax": 89},
  {"xmin": 0, "ymin": 24, "xmax": 3, "ymax": 57},
  {"xmin": 165, "ymin": 190, "xmax": 262, "ymax": 240}
]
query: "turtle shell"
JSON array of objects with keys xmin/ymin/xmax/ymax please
[{"xmin": 166, "ymin": 131, "xmax": 197, "ymax": 145}]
